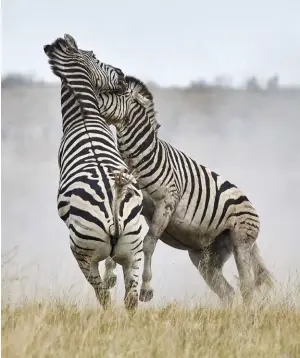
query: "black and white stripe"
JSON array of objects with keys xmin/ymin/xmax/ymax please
[
  {"xmin": 94, "ymin": 75, "xmax": 273, "ymax": 305},
  {"xmin": 43, "ymin": 35, "xmax": 148, "ymax": 310}
]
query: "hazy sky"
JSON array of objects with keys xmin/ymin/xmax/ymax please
[{"xmin": 3, "ymin": 0, "xmax": 300, "ymax": 86}]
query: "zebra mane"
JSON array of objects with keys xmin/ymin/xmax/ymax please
[
  {"xmin": 125, "ymin": 76, "xmax": 153, "ymax": 101},
  {"xmin": 125, "ymin": 76, "xmax": 161, "ymax": 131},
  {"xmin": 61, "ymin": 77, "xmax": 97, "ymax": 120}
]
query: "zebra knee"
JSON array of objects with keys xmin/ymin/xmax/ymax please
[{"xmin": 86, "ymin": 274, "xmax": 102, "ymax": 289}]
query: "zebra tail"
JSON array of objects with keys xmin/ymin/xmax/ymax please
[
  {"xmin": 251, "ymin": 243, "xmax": 275, "ymax": 289},
  {"xmin": 110, "ymin": 168, "xmax": 138, "ymax": 243}
]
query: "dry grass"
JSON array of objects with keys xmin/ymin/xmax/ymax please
[
  {"xmin": 2, "ymin": 298, "xmax": 300, "ymax": 358},
  {"xmin": 2, "ymin": 251, "xmax": 300, "ymax": 357}
]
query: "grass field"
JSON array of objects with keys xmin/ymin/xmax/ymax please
[
  {"xmin": 2, "ymin": 297, "xmax": 300, "ymax": 358},
  {"xmin": 2, "ymin": 249, "xmax": 300, "ymax": 357}
]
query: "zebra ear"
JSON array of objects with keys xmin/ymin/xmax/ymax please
[
  {"xmin": 133, "ymin": 92, "xmax": 151, "ymax": 107},
  {"xmin": 64, "ymin": 34, "xmax": 78, "ymax": 50}
]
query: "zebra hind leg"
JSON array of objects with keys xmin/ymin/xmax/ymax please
[
  {"xmin": 188, "ymin": 240, "xmax": 235, "ymax": 307},
  {"xmin": 114, "ymin": 237, "xmax": 144, "ymax": 311},
  {"xmin": 104, "ymin": 256, "xmax": 117, "ymax": 289},
  {"xmin": 230, "ymin": 228, "xmax": 256, "ymax": 305},
  {"xmin": 249, "ymin": 243, "xmax": 275, "ymax": 307},
  {"xmin": 251, "ymin": 243, "xmax": 274, "ymax": 290},
  {"xmin": 70, "ymin": 244, "xmax": 112, "ymax": 310},
  {"xmin": 121, "ymin": 261, "xmax": 141, "ymax": 311}
]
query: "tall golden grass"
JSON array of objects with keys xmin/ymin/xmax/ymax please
[
  {"xmin": 2, "ymin": 298, "xmax": 300, "ymax": 358},
  {"xmin": 2, "ymin": 249, "xmax": 300, "ymax": 357}
]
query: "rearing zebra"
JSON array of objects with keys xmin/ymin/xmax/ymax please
[
  {"xmin": 43, "ymin": 35, "xmax": 148, "ymax": 310},
  {"xmin": 93, "ymin": 75, "xmax": 274, "ymax": 306}
]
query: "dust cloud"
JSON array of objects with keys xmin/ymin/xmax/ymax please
[{"xmin": 2, "ymin": 83, "xmax": 300, "ymax": 306}]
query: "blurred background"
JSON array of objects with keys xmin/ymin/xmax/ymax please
[{"xmin": 2, "ymin": 0, "xmax": 300, "ymax": 307}]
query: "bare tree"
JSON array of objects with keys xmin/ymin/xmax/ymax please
[
  {"xmin": 245, "ymin": 76, "xmax": 261, "ymax": 92},
  {"xmin": 266, "ymin": 74, "xmax": 279, "ymax": 91}
]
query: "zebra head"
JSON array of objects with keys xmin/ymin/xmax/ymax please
[
  {"xmin": 95, "ymin": 76, "xmax": 162, "ymax": 133},
  {"xmin": 43, "ymin": 34, "xmax": 126, "ymax": 94},
  {"xmin": 124, "ymin": 77, "xmax": 162, "ymax": 133}
]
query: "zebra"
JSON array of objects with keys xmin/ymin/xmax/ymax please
[
  {"xmin": 91, "ymin": 75, "xmax": 274, "ymax": 306},
  {"xmin": 43, "ymin": 34, "xmax": 148, "ymax": 310}
]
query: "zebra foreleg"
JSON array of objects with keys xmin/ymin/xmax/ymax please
[
  {"xmin": 104, "ymin": 256, "xmax": 117, "ymax": 288},
  {"xmin": 140, "ymin": 198, "xmax": 176, "ymax": 302}
]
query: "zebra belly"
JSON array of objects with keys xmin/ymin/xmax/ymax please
[
  {"xmin": 142, "ymin": 195, "xmax": 220, "ymax": 250},
  {"xmin": 165, "ymin": 219, "xmax": 215, "ymax": 249}
]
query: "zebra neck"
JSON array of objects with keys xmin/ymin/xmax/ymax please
[
  {"xmin": 116, "ymin": 122, "xmax": 158, "ymax": 168},
  {"xmin": 61, "ymin": 83, "xmax": 103, "ymax": 134}
]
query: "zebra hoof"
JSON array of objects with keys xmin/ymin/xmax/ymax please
[
  {"xmin": 104, "ymin": 274, "xmax": 117, "ymax": 289},
  {"xmin": 139, "ymin": 288, "xmax": 153, "ymax": 302}
]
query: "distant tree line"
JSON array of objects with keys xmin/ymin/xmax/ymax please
[
  {"xmin": 147, "ymin": 75, "xmax": 299, "ymax": 93},
  {"xmin": 2, "ymin": 72, "xmax": 299, "ymax": 92},
  {"xmin": 1, "ymin": 73, "xmax": 45, "ymax": 88},
  {"xmin": 188, "ymin": 74, "xmax": 284, "ymax": 92}
]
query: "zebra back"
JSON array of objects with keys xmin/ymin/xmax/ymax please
[
  {"xmin": 94, "ymin": 74, "xmax": 259, "ymax": 237},
  {"xmin": 44, "ymin": 34, "xmax": 145, "ymax": 240}
]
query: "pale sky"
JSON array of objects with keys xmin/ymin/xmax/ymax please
[{"xmin": 2, "ymin": 0, "xmax": 300, "ymax": 86}]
